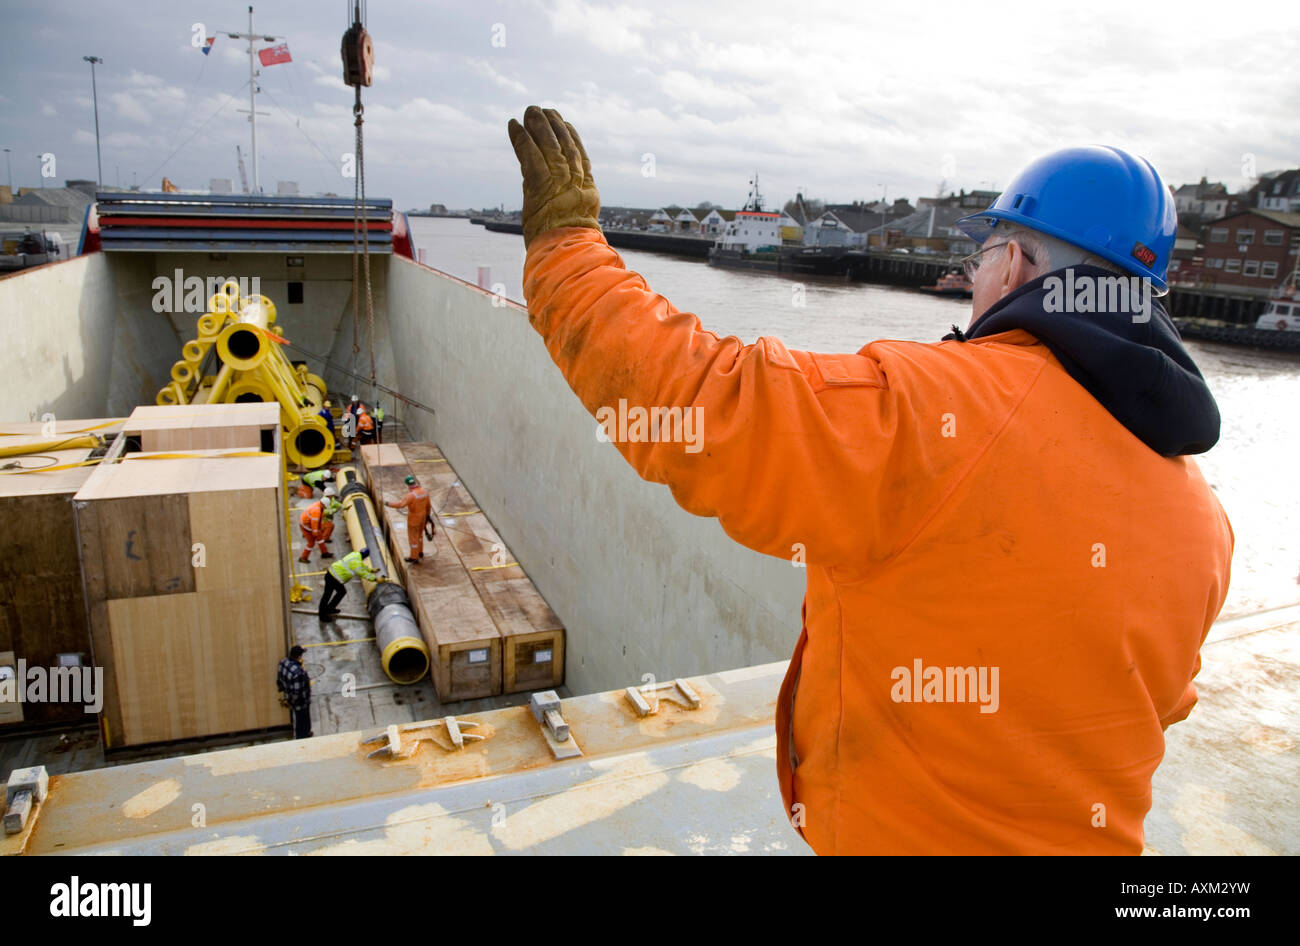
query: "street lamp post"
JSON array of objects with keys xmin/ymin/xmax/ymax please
[{"xmin": 83, "ymin": 56, "xmax": 104, "ymax": 187}]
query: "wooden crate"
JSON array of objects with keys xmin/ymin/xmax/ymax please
[
  {"xmin": 411, "ymin": 530, "xmax": 502, "ymax": 701},
  {"xmin": 359, "ymin": 442, "xmax": 408, "ymax": 484},
  {"xmin": 123, "ymin": 403, "xmax": 280, "ymax": 452},
  {"xmin": 74, "ymin": 449, "xmax": 289, "ymax": 747},
  {"xmin": 360, "ymin": 441, "xmax": 566, "ymax": 700},
  {"xmin": 403, "ymin": 444, "xmax": 565, "ymax": 695},
  {"xmin": 362, "ymin": 446, "xmax": 501, "ymax": 701},
  {"xmin": 0, "ymin": 419, "xmax": 122, "ymax": 724},
  {"xmin": 440, "ymin": 514, "xmax": 565, "ymax": 693}
]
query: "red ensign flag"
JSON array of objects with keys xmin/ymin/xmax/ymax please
[{"xmin": 258, "ymin": 43, "xmax": 292, "ymax": 66}]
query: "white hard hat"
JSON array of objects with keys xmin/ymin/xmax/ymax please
[{"xmin": 323, "ymin": 486, "xmax": 337, "ymax": 498}]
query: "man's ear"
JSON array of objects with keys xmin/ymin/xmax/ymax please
[{"xmin": 1002, "ymin": 240, "xmax": 1031, "ymax": 294}]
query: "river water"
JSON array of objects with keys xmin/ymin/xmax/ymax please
[{"xmin": 410, "ymin": 216, "xmax": 1300, "ymax": 620}]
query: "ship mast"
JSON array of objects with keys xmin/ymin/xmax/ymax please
[{"xmin": 224, "ymin": 6, "xmax": 281, "ymax": 194}]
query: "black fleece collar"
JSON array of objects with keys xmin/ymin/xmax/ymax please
[{"xmin": 949, "ymin": 266, "xmax": 1220, "ymax": 456}]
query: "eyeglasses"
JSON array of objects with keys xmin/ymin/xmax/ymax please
[{"xmin": 961, "ymin": 240, "xmax": 1035, "ymax": 281}]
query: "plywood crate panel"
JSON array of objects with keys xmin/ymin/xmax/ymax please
[
  {"xmin": 74, "ymin": 449, "xmax": 289, "ymax": 747},
  {"xmin": 0, "ymin": 420, "xmax": 122, "ymax": 724},
  {"xmin": 124, "ymin": 403, "xmax": 279, "ymax": 453},
  {"xmin": 108, "ymin": 585, "xmax": 285, "ymax": 745}
]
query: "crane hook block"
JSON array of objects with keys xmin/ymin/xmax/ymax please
[{"xmin": 342, "ymin": 22, "xmax": 374, "ymax": 88}]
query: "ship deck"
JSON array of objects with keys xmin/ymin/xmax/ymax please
[{"xmin": 3, "ymin": 602, "xmax": 1295, "ymax": 855}]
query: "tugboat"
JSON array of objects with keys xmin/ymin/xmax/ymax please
[{"xmin": 918, "ymin": 270, "xmax": 973, "ymax": 299}]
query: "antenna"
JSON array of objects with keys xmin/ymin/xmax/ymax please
[{"xmin": 223, "ymin": 6, "xmax": 282, "ymax": 194}]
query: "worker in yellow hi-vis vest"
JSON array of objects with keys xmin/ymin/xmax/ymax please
[{"xmin": 318, "ymin": 547, "xmax": 381, "ymax": 621}]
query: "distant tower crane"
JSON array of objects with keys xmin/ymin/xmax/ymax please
[{"xmin": 236, "ymin": 145, "xmax": 250, "ymax": 195}]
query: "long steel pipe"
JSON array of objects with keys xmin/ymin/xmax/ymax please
[{"xmin": 336, "ymin": 465, "xmax": 429, "ymax": 684}]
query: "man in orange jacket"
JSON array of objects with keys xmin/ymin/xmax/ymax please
[
  {"xmin": 299, "ymin": 492, "xmax": 340, "ymax": 564},
  {"xmin": 507, "ymin": 107, "xmax": 1233, "ymax": 854},
  {"xmin": 386, "ymin": 475, "xmax": 431, "ymax": 563},
  {"xmin": 357, "ymin": 406, "xmax": 376, "ymax": 446}
]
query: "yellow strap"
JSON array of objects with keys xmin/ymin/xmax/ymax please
[
  {"xmin": 410, "ymin": 458, "xmax": 448, "ymax": 463},
  {"xmin": 442, "ymin": 509, "xmax": 481, "ymax": 517},
  {"xmin": 0, "ymin": 458, "xmax": 102, "ymax": 476},
  {"xmin": 294, "ymin": 568, "xmax": 330, "ymax": 577},
  {"xmin": 303, "ymin": 637, "xmax": 375, "ymax": 648},
  {"xmin": 470, "ymin": 562, "xmax": 519, "ymax": 571}
]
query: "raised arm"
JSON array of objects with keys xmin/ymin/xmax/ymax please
[{"xmin": 507, "ymin": 106, "xmax": 995, "ymax": 565}]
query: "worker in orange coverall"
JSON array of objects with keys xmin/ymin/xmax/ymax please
[
  {"xmin": 357, "ymin": 406, "xmax": 376, "ymax": 446},
  {"xmin": 299, "ymin": 490, "xmax": 340, "ymax": 563},
  {"xmin": 386, "ymin": 475, "xmax": 431, "ymax": 563},
  {"xmin": 507, "ymin": 106, "xmax": 1233, "ymax": 855}
]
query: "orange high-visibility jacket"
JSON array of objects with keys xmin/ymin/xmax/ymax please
[
  {"xmin": 392, "ymin": 486, "xmax": 430, "ymax": 526},
  {"xmin": 358, "ymin": 410, "xmax": 374, "ymax": 433},
  {"xmin": 523, "ymin": 228, "xmax": 1234, "ymax": 855},
  {"xmin": 300, "ymin": 500, "xmax": 328, "ymax": 535}
]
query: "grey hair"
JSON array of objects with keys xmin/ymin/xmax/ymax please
[{"xmin": 991, "ymin": 221, "xmax": 1126, "ymax": 279}]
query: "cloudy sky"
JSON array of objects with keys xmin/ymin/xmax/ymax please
[{"xmin": 2, "ymin": 0, "xmax": 1298, "ymax": 211}]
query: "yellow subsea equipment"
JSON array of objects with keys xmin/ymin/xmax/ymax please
[{"xmin": 158, "ymin": 281, "xmax": 334, "ymax": 468}]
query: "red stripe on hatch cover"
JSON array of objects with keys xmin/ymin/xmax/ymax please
[{"xmin": 97, "ymin": 217, "xmax": 392, "ymax": 231}]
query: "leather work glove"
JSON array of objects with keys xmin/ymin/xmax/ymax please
[{"xmin": 507, "ymin": 106, "xmax": 601, "ymax": 247}]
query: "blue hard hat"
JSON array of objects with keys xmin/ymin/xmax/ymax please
[
  {"xmin": 360, "ymin": 546, "xmax": 369, "ymax": 557},
  {"xmin": 955, "ymin": 145, "xmax": 1178, "ymax": 293}
]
